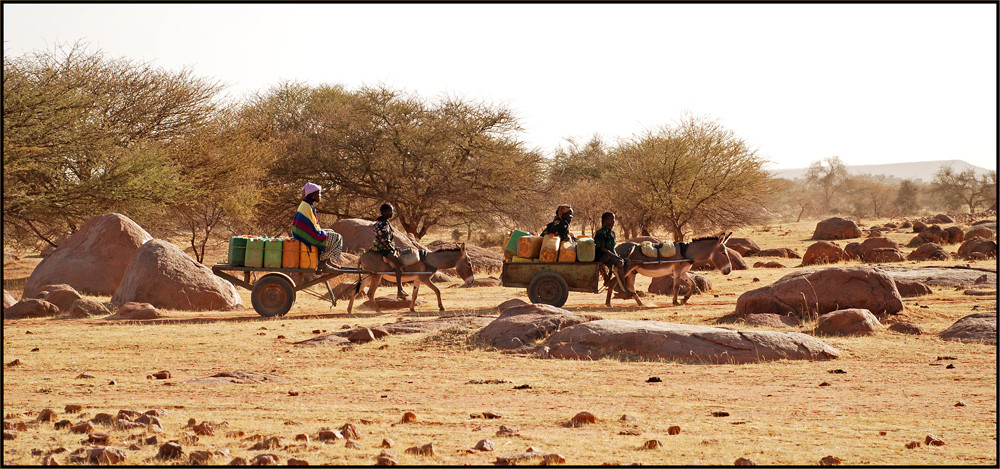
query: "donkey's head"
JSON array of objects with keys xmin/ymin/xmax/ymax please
[
  {"xmin": 456, "ymin": 243, "xmax": 475, "ymax": 286},
  {"xmin": 710, "ymin": 232, "xmax": 733, "ymax": 275}
]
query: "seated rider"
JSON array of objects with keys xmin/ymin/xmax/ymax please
[
  {"xmin": 372, "ymin": 203, "xmax": 407, "ymax": 300},
  {"xmin": 593, "ymin": 211, "xmax": 630, "ymax": 296},
  {"xmin": 292, "ymin": 182, "xmax": 342, "ymax": 269},
  {"xmin": 540, "ymin": 204, "xmax": 576, "ymax": 243}
]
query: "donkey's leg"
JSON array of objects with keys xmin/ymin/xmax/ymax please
[
  {"xmin": 672, "ymin": 273, "xmax": 682, "ymax": 306},
  {"xmin": 422, "ymin": 276, "xmax": 444, "ymax": 311},
  {"xmin": 367, "ymin": 275, "xmax": 382, "ymax": 313},
  {"xmin": 680, "ymin": 274, "xmax": 696, "ymax": 304},
  {"xmin": 409, "ymin": 281, "xmax": 420, "ymax": 313},
  {"xmin": 347, "ymin": 276, "xmax": 367, "ymax": 314}
]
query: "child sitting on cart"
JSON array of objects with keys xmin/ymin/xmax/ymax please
[
  {"xmin": 372, "ymin": 202, "xmax": 408, "ymax": 300},
  {"xmin": 541, "ymin": 204, "xmax": 577, "ymax": 243},
  {"xmin": 594, "ymin": 211, "xmax": 633, "ymax": 298},
  {"xmin": 292, "ymin": 182, "xmax": 343, "ymax": 269}
]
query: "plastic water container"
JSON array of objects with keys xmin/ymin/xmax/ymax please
[
  {"xmin": 558, "ymin": 241, "xmax": 577, "ymax": 262},
  {"xmin": 517, "ymin": 235, "xmax": 544, "ymax": 258},
  {"xmin": 299, "ymin": 242, "xmax": 319, "ymax": 270},
  {"xmin": 539, "ymin": 235, "xmax": 560, "ymax": 262},
  {"xmin": 245, "ymin": 237, "xmax": 266, "ymax": 268},
  {"xmin": 640, "ymin": 241, "xmax": 658, "ymax": 258},
  {"xmin": 282, "ymin": 238, "xmax": 300, "ymax": 268},
  {"xmin": 263, "ymin": 238, "xmax": 284, "ymax": 268},
  {"xmin": 505, "ymin": 230, "xmax": 531, "ymax": 258},
  {"xmin": 659, "ymin": 241, "xmax": 677, "ymax": 258},
  {"xmin": 228, "ymin": 236, "xmax": 248, "ymax": 266},
  {"xmin": 576, "ymin": 237, "xmax": 596, "ymax": 262},
  {"xmin": 511, "ymin": 256, "xmax": 536, "ymax": 263}
]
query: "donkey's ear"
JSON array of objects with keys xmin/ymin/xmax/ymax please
[
  {"xmin": 723, "ymin": 232, "xmax": 732, "ymax": 244},
  {"xmin": 460, "ymin": 242, "xmax": 466, "ymax": 251}
]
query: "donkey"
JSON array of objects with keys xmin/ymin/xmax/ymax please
[
  {"xmin": 347, "ymin": 244, "xmax": 474, "ymax": 313},
  {"xmin": 614, "ymin": 232, "xmax": 733, "ymax": 306}
]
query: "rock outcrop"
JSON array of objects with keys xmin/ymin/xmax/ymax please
[
  {"xmin": 812, "ymin": 217, "xmax": 862, "ymax": 240},
  {"xmin": 477, "ymin": 303, "xmax": 602, "ymax": 350},
  {"xmin": 939, "ymin": 312, "xmax": 996, "ymax": 345},
  {"xmin": 734, "ymin": 266, "xmax": 903, "ymax": 318}
]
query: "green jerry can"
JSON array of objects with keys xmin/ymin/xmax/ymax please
[
  {"xmin": 244, "ymin": 237, "xmax": 266, "ymax": 268},
  {"xmin": 263, "ymin": 237, "xmax": 284, "ymax": 268},
  {"xmin": 576, "ymin": 237, "xmax": 596, "ymax": 262},
  {"xmin": 504, "ymin": 230, "xmax": 531, "ymax": 259},
  {"xmin": 228, "ymin": 236, "xmax": 248, "ymax": 266}
]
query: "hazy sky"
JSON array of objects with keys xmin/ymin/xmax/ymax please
[{"xmin": 3, "ymin": 3, "xmax": 996, "ymax": 170}]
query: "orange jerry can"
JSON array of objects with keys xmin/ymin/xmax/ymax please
[
  {"xmin": 299, "ymin": 241, "xmax": 319, "ymax": 270},
  {"xmin": 282, "ymin": 238, "xmax": 300, "ymax": 268}
]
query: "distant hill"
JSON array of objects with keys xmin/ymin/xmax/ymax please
[{"xmin": 771, "ymin": 160, "xmax": 993, "ymax": 183}]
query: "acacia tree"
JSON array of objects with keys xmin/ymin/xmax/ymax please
[
  {"xmin": 894, "ymin": 179, "xmax": 921, "ymax": 216},
  {"xmin": 250, "ymin": 83, "xmax": 547, "ymax": 239},
  {"xmin": 845, "ymin": 175, "xmax": 897, "ymax": 218},
  {"xmin": 547, "ymin": 136, "xmax": 610, "ymax": 235},
  {"xmin": 606, "ymin": 114, "xmax": 775, "ymax": 241},
  {"xmin": 932, "ymin": 165, "xmax": 996, "ymax": 214},
  {"xmin": 805, "ymin": 156, "xmax": 850, "ymax": 215},
  {"xmin": 3, "ymin": 42, "xmax": 222, "ymax": 247}
]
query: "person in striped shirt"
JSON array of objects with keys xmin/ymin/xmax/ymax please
[{"xmin": 292, "ymin": 182, "xmax": 342, "ymax": 269}]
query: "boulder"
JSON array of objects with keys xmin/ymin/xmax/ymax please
[
  {"xmin": 894, "ymin": 280, "xmax": 932, "ymax": 298},
  {"xmin": 726, "ymin": 238, "xmax": 761, "ymax": 257},
  {"xmin": 743, "ymin": 313, "xmax": 801, "ymax": 328},
  {"xmin": 815, "ymin": 309, "xmax": 883, "ymax": 336},
  {"xmin": 111, "ymin": 239, "xmax": 242, "ymax": 311},
  {"xmin": 930, "ymin": 213, "xmax": 954, "ymax": 224},
  {"xmin": 3, "ymin": 290, "xmax": 16, "ymax": 309},
  {"xmin": 864, "ymin": 248, "xmax": 905, "ymax": 263},
  {"xmin": 648, "ymin": 273, "xmax": 712, "ymax": 295},
  {"xmin": 901, "ymin": 220, "xmax": 912, "ymax": 229},
  {"xmin": 67, "ymin": 298, "xmax": 112, "ymax": 318},
  {"xmin": 943, "ymin": 226, "xmax": 965, "ymax": 244},
  {"xmin": 939, "ymin": 312, "xmax": 996, "ymax": 345},
  {"xmin": 3, "ymin": 299, "xmax": 60, "ymax": 320},
  {"xmin": 909, "ymin": 225, "xmax": 948, "ymax": 246},
  {"xmin": 477, "ymin": 303, "xmax": 602, "ymax": 350},
  {"xmin": 965, "ymin": 226, "xmax": 995, "ymax": 241},
  {"xmin": 802, "ymin": 241, "xmax": 847, "ymax": 266},
  {"xmin": 812, "ymin": 217, "xmax": 862, "ymax": 240},
  {"xmin": 105, "ymin": 302, "xmax": 164, "ymax": 320},
  {"xmin": 753, "ymin": 261, "xmax": 786, "ymax": 268},
  {"xmin": 692, "ymin": 247, "xmax": 746, "ymax": 271},
  {"xmin": 750, "ymin": 248, "xmax": 800, "ymax": 259},
  {"xmin": 36, "ymin": 284, "xmax": 82, "ymax": 313},
  {"xmin": 734, "ymin": 266, "xmax": 904, "ymax": 318},
  {"xmin": 906, "ymin": 243, "xmax": 949, "ymax": 261},
  {"xmin": 912, "ymin": 221, "xmax": 927, "ymax": 232},
  {"xmin": 544, "ymin": 319, "xmax": 839, "ymax": 364},
  {"xmin": 956, "ymin": 238, "xmax": 997, "ymax": 260},
  {"xmin": 328, "ymin": 218, "xmax": 424, "ymax": 255},
  {"xmin": 844, "ymin": 242, "xmax": 862, "ymax": 260},
  {"xmin": 888, "ymin": 322, "xmax": 923, "ymax": 335},
  {"xmin": 23, "ymin": 213, "xmax": 153, "ymax": 297}
]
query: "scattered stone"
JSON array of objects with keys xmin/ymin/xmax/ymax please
[
  {"xmin": 340, "ymin": 423, "xmax": 360, "ymax": 440},
  {"xmin": 474, "ymin": 439, "xmax": 495, "ymax": 451},
  {"xmin": 249, "ymin": 453, "xmax": 279, "ymax": 465},
  {"xmin": 76, "ymin": 372, "xmax": 96, "ymax": 379},
  {"xmin": 288, "ymin": 390, "xmax": 299, "ymax": 396},
  {"xmin": 6, "ymin": 359, "xmax": 23, "ymax": 367},
  {"xmin": 189, "ymin": 450, "xmax": 213, "ymax": 465},
  {"xmin": 41, "ymin": 454, "xmax": 59, "ymax": 465},
  {"xmin": 495, "ymin": 452, "xmax": 566, "ymax": 465},
  {"xmin": 496, "ymin": 425, "xmax": 519, "ymax": 437},
  {"xmin": 287, "ymin": 458, "xmax": 309, "ymax": 466},
  {"xmin": 317, "ymin": 428, "xmax": 343, "ymax": 441},
  {"xmin": 815, "ymin": 308, "xmax": 883, "ymax": 336},
  {"xmin": 925, "ymin": 435, "xmax": 946, "ymax": 446},
  {"xmin": 642, "ymin": 440, "xmax": 663, "ymax": 450},
  {"xmin": 345, "ymin": 440, "xmax": 363, "ymax": 449},
  {"xmin": 250, "ymin": 436, "xmax": 289, "ymax": 451},
  {"xmin": 54, "ymin": 419, "xmax": 72, "ymax": 430},
  {"xmin": 819, "ymin": 382, "xmax": 831, "ymax": 387},
  {"xmin": 646, "ymin": 377, "xmax": 662, "ymax": 383},
  {"xmin": 179, "ymin": 434, "xmax": 199, "ymax": 445},
  {"xmin": 570, "ymin": 411, "xmax": 598, "ymax": 426},
  {"xmin": 888, "ymin": 322, "xmax": 922, "ymax": 335},
  {"xmin": 3, "ymin": 430, "xmax": 16, "ymax": 440},
  {"xmin": 620, "ymin": 414, "xmax": 639, "ymax": 423},
  {"xmin": 375, "ymin": 452, "xmax": 399, "ymax": 466},
  {"xmin": 819, "ymin": 455, "xmax": 842, "ymax": 465},
  {"xmin": 37, "ymin": 408, "xmax": 58, "ymax": 422},
  {"xmin": 135, "ymin": 414, "xmax": 162, "ymax": 427},
  {"xmin": 229, "ymin": 456, "xmax": 248, "ymax": 465},
  {"xmin": 401, "ymin": 412, "xmax": 417, "ymax": 423},
  {"xmin": 70, "ymin": 421, "xmax": 94, "ymax": 434},
  {"xmin": 226, "ymin": 430, "xmax": 245, "ymax": 438},
  {"xmin": 295, "ymin": 433, "xmax": 309, "ymax": 442},
  {"xmin": 735, "ymin": 457, "xmax": 757, "ymax": 466},
  {"xmin": 711, "ymin": 411, "xmax": 730, "ymax": 417},
  {"xmin": 193, "ymin": 422, "xmax": 215, "ymax": 436},
  {"xmin": 482, "ymin": 411, "xmax": 502, "ymax": 419},
  {"xmin": 667, "ymin": 426, "xmax": 681, "ymax": 435},
  {"xmin": 514, "ymin": 384, "xmax": 531, "ymax": 389},
  {"xmin": 152, "ymin": 370, "xmax": 171, "ymax": 379},
  {"xmin": 753, "ymin": 261, "xmax": 786, "ymax": 268},
  {"xmin": 381, "ymin": 438, "xmax": 394, "ymax": 448},
  {"xmin": 157, "ymin": 441, "xmax": 184, "ymax": 460},
  {"xmin": 404, "ymin": 443, "xmax": 436, "ymax": 456},
  {"xmin": 905, "ymin": 441, "xmax": 921, "ymax": 449}
]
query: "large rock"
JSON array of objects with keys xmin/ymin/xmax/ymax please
[
  {"xmin": 35, "ymin": 284, "xmax": 82, "ymax": 313},
  {"xmin": 894, "ymin": 280, "xmax": 932, "ymax": 298},
  {"xmin": 328, "ymin": 218, "xmax": 423, "ymax": 255},
  {"xmin": 68, "ymin": 298, "xmax": 112, "ymax": 317},
  {"xmin": 930, "ymin": 213, "xmax": 954, "ymax": 224},
  {"xmin": 879, "ymin": 266, "xmax": 996, "ymax": 287},
  {"xmin": 726, "ymin": 238, "xmax": 761, "ymax": 257},
  {"xmin": 692, "ymin": 247, "xmax": 746, "ymax": 271},
  {"xmin": 943, "ymin": 226, "xmax": 965, "ymax": 244},
  {"xmin": 3, "ymin": 290, "xmax": 17, "ymax": 309},
  {"xmin": 909, "ymin": 225, "xmax": 948, "ymax": 246},
  {"xmin": 956, "ymin": 238, "xmax": 997, "ymax": 259},
  {"xmin": 734, "ymin": 266, "xmax": 904, "ymax": 318},
  {"xmin": 23, "ymin": 213, "xmax": 153, "ymax": 297},
  {"xmin": 939, "ymin": 312, "xmax": 996, "ymax": 345},
  {"xmin": 543, "ymin": 320, "xmax": 839, "ymax": 364},
  {"xmin": 965, "ymin": 226, "xmax": 995, "ymax": 241},
  {"xmin": 750, "ymin": 248, "xmax": 800, "ymax": 259},
  {"xmin": 648, "ymin": 274, "xmax": 712, "ymax": 296},
  {"xmin": 864, "ymin": 248, "xmax": 905, "ymax": 263},
  {"xmin": 906, "ymin": 243, "xmax": 949, "ymax": 261},
  {"xmin": 111, "ymin": 240, "xmax": 242, "ymax": 311},
  {"xmin": 105, "ymin": 302, "xmax": 164, "ymax": 320},
  {"xmin": 743, "ymin": 313, "xmax": 801, "ymax": 328},
  {"xmin": 802, "ymin": 241, "xmax": 847, "ymax": 266},
  {"xmin": 477, "ymin": 303, "xmax": 602, "ymax": 350},
  {"xmin": 3, "ymin": 299, "xmax": 60, "ymax": 320},
  {"xmin": 812, "ymin": 217, "xmax": 862, "ymax": 240},
  {"xmin": 815, "ymin": 309, "xmax": 883, "ymax": 336},
  {"xmin": 851, "ymin": 238, "xmax": 904, "ymax": 263}
]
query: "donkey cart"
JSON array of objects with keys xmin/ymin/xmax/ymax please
[
  {"xmin": 500, "ymin": 261, "xmax": 601, "ymax": 307},
  {"xmin": 211, "ymin": 264, "xmax": 371, "ymax": 317}
]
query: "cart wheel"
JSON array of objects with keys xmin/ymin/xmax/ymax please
[
  {"xmin": 251, "ymin": 274, "xmax": 295, "ymax": 317},
  {"xmin": 528, "ymin": 272, "xmax": 569, "ymax": 307}
]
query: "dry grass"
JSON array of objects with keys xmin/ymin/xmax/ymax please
[{"xmin": 2, "ymin": 218, "xmax": 996, "ymax": 465}]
